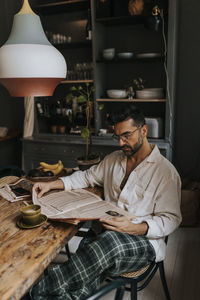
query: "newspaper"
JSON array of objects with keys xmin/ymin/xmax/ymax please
[
  {"xmin": 0, "ymin": 178, "xmax": 32, "ymax": 202},
  {"xmin": 32, "ymin": 188, "xmax": 134, "ymax": 224}
]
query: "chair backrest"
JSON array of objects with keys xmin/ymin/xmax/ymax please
[{"xmin": 116, "ymin": 235, "xmax": 171, "ymax": 300}]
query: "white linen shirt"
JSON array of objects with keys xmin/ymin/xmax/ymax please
[{"xmin": 60, "ymin": 145, "xmax": 182, "ymax": 262}]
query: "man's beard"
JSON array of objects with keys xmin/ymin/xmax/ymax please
[{"xmin": 121, "ymin": 135, "xmax": 143, "ymax": 157}]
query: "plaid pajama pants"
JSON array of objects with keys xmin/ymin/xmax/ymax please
[{"xmin": 29, "ymin": 230, "xmax": 155, "ymax": 300}]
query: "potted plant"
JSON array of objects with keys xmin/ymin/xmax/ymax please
[{"xmin": 66, "ymin": 83, "xmax": 100, "ymax": 170}]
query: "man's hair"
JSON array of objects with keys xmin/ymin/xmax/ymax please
[{"xmin": 109, "ymin": 105, "xmax": 146, "ymax": 127}]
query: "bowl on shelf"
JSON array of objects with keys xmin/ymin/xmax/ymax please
[
  {"xmin": 0, "ymin": 126, "xmax": 8, "ymax": 137},
  {"xmin": 117, "ymin": 52, "xmax": 133, "ymax": 59},
  {"xmin": 102, "ymin": 48, "xmax": 115, "ymax": 60},
  {"xmin": 107, "ymin": 89, "xmax": 127, "ymax": 99},
  {"xmin": 136, "ymin": 88, "xmax": 164, "ymax": 99}
]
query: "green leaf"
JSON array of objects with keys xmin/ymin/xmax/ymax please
[
  {"xmin": 98, "ymin": 104, "xmax": 104, "ymax": 111},
  {"xmin": 77, "ymin": 95, "xmax": 87, "ymax": 103},
  {"xmin": 70, "ymin": 86, "xmax": 77, "ymax": 91},
  {"xmin": 65, "ymin": 93, "xmax": 74, "ymax": 102},
  {"xmin": 78, "ymin": 86, "xmax": 83, "ymax": 90},
  {"xmin": 81, "ymin": 128, "xmax": 90, "ymax": 139}
]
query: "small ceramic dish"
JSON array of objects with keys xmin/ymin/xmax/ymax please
[
  {"xmin": 117, "ymin": 52, "xmax": 133, "ymax": 59},
  {"xmin": 102, "ymin": 48, "xmax": 115, "ymax": 60},
  {"xmin": 107, "ymin": 89, "xmax": 127, "ymax": 99},
  {"xmin": 103, "ymin": 48, "xmax": 115, "ymax": 53}
]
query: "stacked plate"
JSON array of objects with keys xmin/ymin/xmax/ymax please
[
  {"xmin": 135, "ymin": 53, "xmax": 162, "ymax": 59},
  {"xmin": 136, "ymin": 88, "xmax": 164, "ymax": 99}
]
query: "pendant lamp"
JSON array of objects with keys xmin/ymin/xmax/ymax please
[{"xmin": 0, "ymin": 0, "xmax": 67, "ymax": 97}]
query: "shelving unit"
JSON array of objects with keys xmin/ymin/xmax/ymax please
[
  {"xmin": 22, "ymin": 0, "xmax": 178, "ymax": 170},
  {"xmin": 31, "ymin": 0, "xmax": 94, "ymax": 133},
  {"xmin": 92, "ymin": 0, "xmax": 168, "ymax": 137}
]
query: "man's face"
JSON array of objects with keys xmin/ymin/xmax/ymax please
[{"xmin": 114, "ymin": 118, "xmax": 147, "ymax": 157}]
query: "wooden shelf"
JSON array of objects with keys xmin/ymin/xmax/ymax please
[
  {"xmin": 34, "ymin": 0, "xmax": 89, "ymax": 14},
  {"xmin": 61, "ymin": 80, "xmax": 94, "ymax": 84},
  {"xmin": 96, "ymin": 98, "xmax": 166, "ymax": 103},
  {"xmin": 0, "ymin": 131, "xmax": 21, "ymax": 142}
]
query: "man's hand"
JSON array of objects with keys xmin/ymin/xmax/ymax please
[
  {"xmin": 100, "ymin": 216, "xmax": 148, "ymax": 236},
  {"xmin": 33, "ymin": 179, "xmax": 64, "ymax": 198},
  {"xmin": 33, "ymin": 182, "xmax": 51, "ymax": 198}
]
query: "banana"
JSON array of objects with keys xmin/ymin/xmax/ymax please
[
  {"xmin": 43, "ymin": 168, "xmax": 55, "ymax": 172},
  {"xmin": 51, "ymin": 163, "xmax": 64, "ymax": 176},
  {"xmin": 42, "ymin": 161, "xmax": 64, "ymax": 175},
  {"xmin": 40, "ymin": 160, "xmax": 62, "ymax": 170}
]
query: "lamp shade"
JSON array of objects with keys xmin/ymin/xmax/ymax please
[{"xmin": 0, "ymin": 0, "xmax": 67, "ymax": 97}]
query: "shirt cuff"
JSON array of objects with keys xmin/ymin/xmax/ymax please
[
  {"xmin": 59, "ymin": 177, "xmax": 72, "ymax": 190},
  {"xmin": 131, "ymin": 217, "xmax": 153, "ymax": 237},
  {"xmin": 145, "ymin": 219, "xmax": 163, "ymax": 239}
]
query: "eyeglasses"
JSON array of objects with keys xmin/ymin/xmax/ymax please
[{"xmin": 112, "ymin": 127, "xmax": 140, "ymax": 142}]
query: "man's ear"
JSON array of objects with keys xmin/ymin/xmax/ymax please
[{"xmin": 141, "ymin": 125, "xmax": 148, "ymax": 137}]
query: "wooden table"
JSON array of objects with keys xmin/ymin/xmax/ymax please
[{"xmin": 0, "ymin": 195, "xmax": 80, "ymax": 300}]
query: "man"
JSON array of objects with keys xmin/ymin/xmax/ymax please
[{"xmin": 28, "ymin": 105, "xmax": 181, "ymax": 300}]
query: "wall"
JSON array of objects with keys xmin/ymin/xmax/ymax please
[
  {"xmin": 0, "ymin": 0, "xmax": 24, "ymax": 168},
  {"xmin": 174, "ymin": 0, "xmax": 200, "ymax": 180}
]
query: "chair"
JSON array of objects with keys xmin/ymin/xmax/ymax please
[
  {"xmin": 112, "ymin": 236, "xmax": 171, "ymax": 300},
  {"xmin": 66, "ymin": 236, "xmax": 170, "ymax": 300},
  {"xmin": 86, "ymin": 278, "xmax": 125, "ymax": 300},
  {"xmin": 65, "ymin": 212, "xmax": 170, "ymax": 300}
]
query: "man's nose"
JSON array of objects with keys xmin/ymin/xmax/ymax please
[{"xmin": 118, "ymin": 138, "xmax": 126, "ymax": 146}]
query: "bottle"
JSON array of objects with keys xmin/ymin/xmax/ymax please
[
  {"xmin": 36, "ymin": 102, "xmax": 43, "ymax": 116},
  {"xmin": 56, "ymin": 100, "xmax": 62, "ymax": 115},
  {"xmin": 86, "ymin": 9, "xmax": 92, "ymax": 40}
]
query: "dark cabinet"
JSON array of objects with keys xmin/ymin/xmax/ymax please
[{"xmin": 22, "ymin": 134, "xmax": 170, "ymax": 172}]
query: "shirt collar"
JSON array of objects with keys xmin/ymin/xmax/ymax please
[
  {"xmin": 119, "ymin": 144, "xmax": 161, "ymax": 171},
  {"xmin": 146, "ymin": 144, "xmax": 161, "ymax": 163}
]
